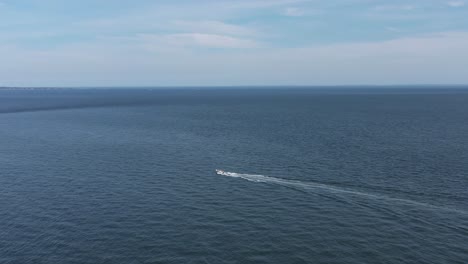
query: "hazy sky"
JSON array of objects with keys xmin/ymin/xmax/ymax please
[{"xmin": 1, "ymin": 0, "xmax": 468, "ymax": 86}]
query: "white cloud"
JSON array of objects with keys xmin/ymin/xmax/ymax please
[
  {"xmin": 2, "ymin": 31, "xmax": 468, "ymax": 86},
  {"xmin": 139, "ymin": 33, "xmax": 259, "ymax": 49},
  {"xmin": 385, "ymin": 27, "xmax": 401, "ymax": 32},
  {"xmin": 171, "ymin": 20, "xmax": 255, "ymax": 36},
  {"xmin": 374, "ymin": 5, "xmax": 417, "ymax": 11},
  {"xmin": 221, "ymin": 0, "xmax": 313, "ymax": 10},
  {"xmin": 283, "ymin": 7, "xmax": 304, "ymax": 17},
  {"xmin": 447, "ymin": 1, "xmax": 465, "ymax": 7}
]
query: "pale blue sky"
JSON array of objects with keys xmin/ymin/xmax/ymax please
[{"xmin": 1, "ymin": 0, "xmax": 468, "ymax": 86}]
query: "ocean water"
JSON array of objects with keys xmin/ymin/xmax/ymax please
[{"xmin": 1, "ymin": 87, "xmax": 467, "ymax": 264}]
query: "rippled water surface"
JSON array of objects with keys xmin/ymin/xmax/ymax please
[{"xmin": 1, "ymin": 88, "xmax": 467, "ymax": 264}]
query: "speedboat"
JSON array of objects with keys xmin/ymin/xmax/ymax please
[{"xmin": 215, "ymin": 169, "xmax": 225, "ymax": 175}]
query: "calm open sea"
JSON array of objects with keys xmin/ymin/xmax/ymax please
[{"xmin": 1, "ymin": 87, "xmax": 467, "ymax": 263}]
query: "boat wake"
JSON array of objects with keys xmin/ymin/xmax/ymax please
[{"xmin": 216, "ymin": 171, "xmax": 468, "ymax": 215}]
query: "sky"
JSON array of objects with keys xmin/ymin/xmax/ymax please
[{"xmin": 1, "ymin": 0, "xmax": 468, "ymax": 87}]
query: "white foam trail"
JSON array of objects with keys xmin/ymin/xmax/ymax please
[{"xmin": 218, "ymin": 171, "xmax": 468, "ymax": 215}]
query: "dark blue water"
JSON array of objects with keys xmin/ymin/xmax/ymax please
[{"xmin": 1, "ymin": 88, "xmax": 467, "ymax": 264}]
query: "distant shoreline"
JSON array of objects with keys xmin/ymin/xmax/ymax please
[{"xmin": 2, "ymin": 84, "xmax": 468, "ymax": 90}]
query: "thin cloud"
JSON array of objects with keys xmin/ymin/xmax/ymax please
[
  {"xmin": 139, "ymin": 33, "xmax": 259, "ymax": 49},
  {"xmin": 2, "ymin": 31, "xmax": 468, "ymax": 86},
  {"xmin": 283, "ymin": 7, "xmax": 305, "ymax": 17},
  {"xmin": 171, "ymin": 20, "xmax": 256, "ymax": 36},
  {"xmin": 373, "ymin": 5, "xmax": 417, "ymax": 11},
  {"xmin": 447, "ymin": 1, "xmax": 465, "ymax": 7},
  {"xmin": 221, "ymin": 0, "xmax": 313, "ymax": 10},
  {"xmin": 385, "ymin": 27, "xmax": 401, "ymax": 33}
]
